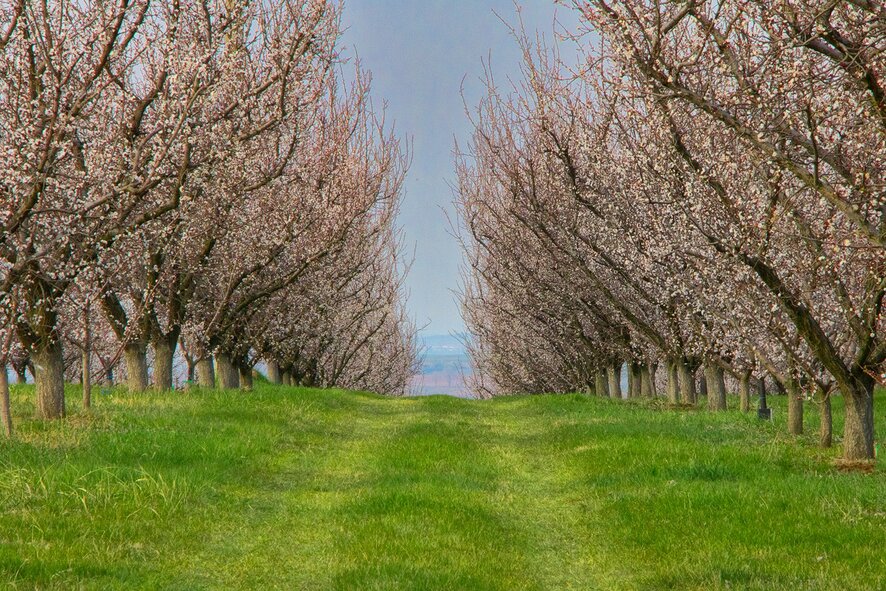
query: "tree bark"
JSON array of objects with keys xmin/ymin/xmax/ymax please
[
  {"xmin": 677, "ymin": 359, "xmax": 696, "ymax": 405},
  {"xmin": 267, "ymin": 361, "xmax": 282, "ymax": 385},
  {"xmin": 82, "ymin": 305, "xmax": 91, "ymax": 410},
  {"xmin": 632, "ymin": 363, "xmax": 643, "ymax": 397},
  {"xmin": 124, "ymin": 342, "xmax": 149, "ymax": 393},
  {"xmin": 595, "ymin": 369, "xmax": 609, "ymax": 398},
  {"xmin": 635, "ymin": 365, "xmax": 641, "ymax": 396},
  {"xmin": 607, "ymin": 362, "xmax": 622, "ymax": 399},
  {"xmin": 196, "ymin": 357, "xmax": 215, "ymax": 388},
  {"xmin": 705, "ymin": 364, "xmax": 727, "ymax": 411},
  {"xmin": 151, "ymin": 333, "xmax": 178, "ymax": 391},
  {"xmin": 0, "ymin": 366, "xmax": 12, "ymax": 437},
  {"xmin": 666, "ymin": 359, "xmax": 679, "ymax": 404},
  {"xmin": 787, "ymin": 377, "xmax": 804, "ymax": 436},
  {"xmin": 185, "ymin": 357, "xmax": 196, "ymax": 388},
  {"xmin": 842, "ymin": 378, "xmax": 875, "ymax": 460},
  {"xmin": 627, "ymin": 363, "xmax": 636, "ymax": 398},
  {"xmin": 216, "ymin": 353, "xmax": 239, "ymax": 389},
  {"xmin": 33, "ymin": 339, "xmax": 65, "ymax": 419},
  {"xmin": 82, "ymin": 349, "xmax": 91, "ymax": 410},
  {"xmin": 640, "ymin": 364, "xmax": 655, "ymax": 397},
  {"xmin": 239, "ymin": 365, "xmax": 253, "ymax": 391},
  {"xmin": 819, "ymin": 389, "xmax": 832, "ymax": 449},
  {"xmin": 739, "ymin": 370, "xmax": 751, "ymax": 413},
  {"xmin": 584, "ymin": 371, "xmax": 597, "ymax": 395}
]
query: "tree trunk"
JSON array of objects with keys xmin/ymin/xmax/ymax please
[
  {"xmin": 196, "ymin": 357, "xmax": 215, "ymax": 388},
  {"xmin": 82, "ymin": 349, "xmax": 91, "ymax": 410},
  {"xmin": 0, "ymin": 366, "xmax": 12, "ymax": 437},
  {"xmin": 607, "ymin": 362, "xmax": 622, "ymax": 399},
  {"xmin": 584, "ymin": 371, "xmax": 597, "ymax": 395},
  {"xmin": 185, "ymin": 356, "xmax": 196, "ymax": 387},
  {"xmin": 677, "ymin": 359, "xmax": 696, "ymax": 405},
  {"xmin": 82, "ymin": 304, "xmax": 91, "ymax": 409},
  {"xmin": 705, "ymin": 364, "xmax": 727, "ymax": 411},
  {"xmin": 151, "ymin": 333, "xmax": 178, "ymax": 391},
  {"xmin": 216, "ymin": 353, "xmax": 239, "ymax": 389},
  {"xmin": 787, "ymin": 377, "xmax": 803, "ymax": 436},
  {"xmin": 819, "ymin": 389, "xmax": 832, "ymax": 449},
  {"xmin": 714, "ymin": 366, "xmax": 727, "ymax": 410},
  {"xmin": 666, "ymin": 359, "xmax": 679, "ymax": 404},
  {"xmin": 640, "ymin": 364, "xmax": 655, "ymax": 397},
  {"xmin": 595, "ymin": 369, "xmax": 609, "ymax": 398},
  {"xmin": 632, "ymin": 363, "xmax": 643, "ymax": 397},
  {"xmin": 239, "ymin": 365, "xmax": 253, "ymax": 391},
  {"xmin": 124, "ymin": 343, "xmax": 149, "ymax": 393},
  {"xmin": 267, "ymin": 361, "xmax": 282, "ymax": 385},
  {"xmin": 104, "ymin": 367, "xmax": 114, "ymax": 386},
  {"xmin": 15, "ymin": 365, "xmax": 27, "ymax": 384},
  {"xmin": 627, "ymin": 363, "xmax": 635, "ymax": 398},
  {"xmin": 33, "ymin": 339, "xmax": 65, "ymax": 419},
  {"xmin": 739, "ymin": 370, "xmax": 751, "ymax": 413},
  {"xmin": 842, "ymin": 377, "xmax": 875, "ymax": 460}
]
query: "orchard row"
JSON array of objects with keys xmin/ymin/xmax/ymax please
[
  {"xmin": 457, "ymin": 0, "xmax": 884, "ymax": 460},
  {"xmin": 0, "ymin": 0, "xmax": 418, "ymax": 433}
]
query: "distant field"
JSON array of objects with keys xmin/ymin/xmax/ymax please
[
  {"xmin": 0, "ymin": 385, "xmax": 883, "ymax": 590},
  {"xmin": 412, "ymin": 334, "xmax": 473, "ymax": 397},
  {"xmin": 410, "ymin": 353, "xmax": 473, "ymax": 397}
]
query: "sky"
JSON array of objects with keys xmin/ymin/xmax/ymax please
[{"xmin": 340, "ymin": 1, "xmax": 580, "ymax": 336}]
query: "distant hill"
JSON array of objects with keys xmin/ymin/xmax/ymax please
[{"xmin": 419, "ymin": 333, "xmax": 470, "ymax": 355}]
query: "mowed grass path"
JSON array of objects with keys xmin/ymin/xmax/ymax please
[{"xmin": 0, "ymin": 385, "xmax": 884, "ymax": 590}]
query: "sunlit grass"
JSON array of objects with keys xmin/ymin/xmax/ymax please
[{"xmin": 0, "ymin": 384, "xmax": 883, "ymax": 589}]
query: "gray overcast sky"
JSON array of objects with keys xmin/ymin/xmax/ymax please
[{"xmin": 340, "ymin": 1, "xmax": 579, "ymax": 335}]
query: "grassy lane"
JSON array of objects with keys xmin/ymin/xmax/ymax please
[
  {"xmin": 186, "ymin": 395, "xmax": 546, "ymax": 589},
  {"xmin": 481, "ymin": 395, "xmax": 886, "ymax": 590},
  {"xmin": 0, "ymin": 385, "xmax": 883, "ymax": 590}
]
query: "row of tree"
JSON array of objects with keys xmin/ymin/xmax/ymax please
[
  {"xmin": 0, "ymin": 0, "xmax": 418, "ymax": 435},
  {"xmin": 457, "ymin": 0, "xmax": 884, "ymax": 460}
]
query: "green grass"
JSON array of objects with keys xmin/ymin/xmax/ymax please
[{"xmin": 0, "ymin": 384, "xmax": 883, "ymax": 590}]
